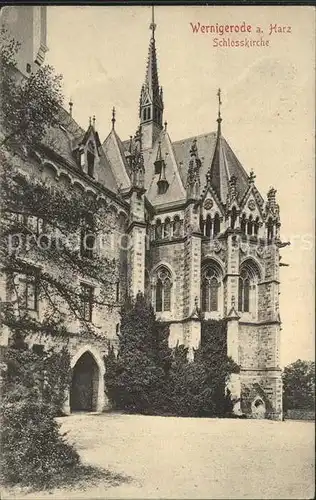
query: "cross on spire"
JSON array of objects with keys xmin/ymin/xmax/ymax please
[
  {"xmin": 217, "ymin": 88, "xmax": 222, "ymax": 121},
  {"xmin": 111, "ymin": 106, "xmax": 116, "ymax": 130},
  {"xmin": 149, "ymin": 5, "xmax": 156, "ymax": 39}
]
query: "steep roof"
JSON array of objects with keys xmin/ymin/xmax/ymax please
[
  {"xmin": 173, "ymin": 131, "xmax": 249, "ymax": 203},
  {"xmin": 41, "ymin": 107, "xmax": 119, "ymax": 194}
]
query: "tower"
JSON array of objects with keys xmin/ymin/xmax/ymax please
[
  {"xmin": 182, "ymin": 139, "xmax": 203, "ymax": 359},
  {"xmin": 0, "ymin": 6, "xmax": 48, "ymax": 76},
  {"xmin": 126, "ymin": 127, "xmax": 147, "ymax": 298},
  {"xmin": 139, "ymin": 6, "xmax": 164, "ymax": 150}
]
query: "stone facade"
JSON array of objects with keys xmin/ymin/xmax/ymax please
[{"xmin": 1, "ymin": 6, "xmax": 286, "ymax": 419}]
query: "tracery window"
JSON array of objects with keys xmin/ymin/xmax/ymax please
[
  {"xmin": 173, "ymin": 216, "xmax": 181, "ymax": 238},
  {"xmin": 205, "ymin": 214, "xmax": 212, "ymax": 237},
  {"xmin": 155, "ymin": 219, "xmax": 162, "ymax": 240},
  {"xmin": 247, "ymin": 215, "xmax": 253, "ymax": 236},
  {"xmin": 213, "ymin": 213, "xmax": 221, "ymax": 236},
  {"xmin": 238, "ymin": 261, "xmax": 260, "ymax": 316},
  {"xmin": 163, "ymin": 218, "xmax": 172, "ymax": 239},
  {"xmin": 254, "ymin": 216, "xmax": 260, "ymax": 236},
  {"xmin": 201, "ymin": 263, "xmax": 221, "ymax": 312},
  {"xmin": 267, "ymin": 217, "xmax": 274, "ymax": 241},
  {"xmin": 240, "ymin": 213, "xmax": 247, "ymax": 234},
  {"xmin": 154, "ymin": 266, "xmax": 172, "ymax": 312}
]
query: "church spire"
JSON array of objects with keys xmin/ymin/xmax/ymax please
[
  {"xmin": 139, "ymin": 6, "xmax": 164, "ymax": 150},
  {"xmin": 217, "ymin": 88, "xmax": 222, "ymax": 136}
]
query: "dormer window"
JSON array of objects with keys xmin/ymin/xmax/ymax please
[
  {"xmin": 143, "ymin": 107, "xmax": 151, "ymax": 122},
  {"xmin": 79, "ymin": 150, "xmax": 85, "ymax": 168},
  {"xmin": 87, "ymin": 141, "xmax": 95, "ymax": 177}
]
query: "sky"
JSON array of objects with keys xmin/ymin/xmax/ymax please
[{"xmin": 44, "ymin": 6, "xmax": 315, "ymax": 367}]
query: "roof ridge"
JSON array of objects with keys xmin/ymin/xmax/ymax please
[{"xmin": 172, "ymin": 131, "xmax": 217, "ymax": 145}]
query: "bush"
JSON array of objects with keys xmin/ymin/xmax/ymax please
[
  {"xmin": 2, "ymin": 342, "xmax": 71, "ymax": 416},
  {"xmin": 0, "ymin": 341, "xmax": 79, "ymax": 488},
  {"xmin": 104, "ymin": 297, "xmax": 239, "ymax": 418},
  {"xmin": 104, "ymin": 293, "xmax": 172, "ymax": 414},
  {"xmin": 0, "ymin": 392, "xmax": 79, "ymax": 488}
]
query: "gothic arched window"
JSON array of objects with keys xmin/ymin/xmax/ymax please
[
  {"xmin": 267, "ymin": 217, "xmax": 274, "ymax": 241},
  {"xmin": 205, "ymin": 214, "xmax": 212, "ymax": 237},
  {"xmin": 231, "ymin": 206, "xmax": 237, "ymax": 229},
  {"xmin": 238, "ymin": 261, "xmax": 260, "ymax": 315},
  {"xmin": 241, "ymin": 213, "xmax": 247, "ymax": 234},
  {"xmin": 199, "ymin": 214, "xmax": 204, "ymax": 235},
  {"xmin": 247, "ymin": 215, "xmax": 253, "ymax": 236},
  {"xmin": 201, "ymin": 263, "xmax": 222, "ymax": 312},
  {"xmin": 173, "ymin": 216, "xmax": 181, "ymax": 238},
  {"xmin": 213, "ymin": 213, "xmax": 221, "ymax": 236},
  {"xmin": 163, "ymin": 218, "xmax": 172, "ymax": 239},
  {"xmin": 155, "ymin": 219, "xmax": 162, "ymax": 240},
  {"xmin": 254, "ymin": 216, "xmax": 260, "ymax": 236},
  {"xmin": 155, "ymin": 266, "xmax": 172, "ymax": 312}
]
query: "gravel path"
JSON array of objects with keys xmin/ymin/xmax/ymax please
[{"xmin": 2, "ymin": 413, "xmax": 314, "ymax": 499}]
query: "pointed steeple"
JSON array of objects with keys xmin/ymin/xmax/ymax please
[
  {"xmin": 207, "ymin": 89, "xmax": 229, "ymax": 201},
  {"xmin": 139, "ymin": 6, "xmax": 164, "ymax": 149}
]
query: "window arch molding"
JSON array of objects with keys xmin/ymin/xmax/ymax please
[
  {"xmin": 200, "ymin": 259, "xmax": 224, "ymax": 316},
  {"xmin": 150, "ymin": 262, "xmax": 175, "ymax": 314}
]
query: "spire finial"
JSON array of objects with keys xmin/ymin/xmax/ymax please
[
  {"xmin": 164, "ymin": 120, "xmax": 167, "ymax": 131},
  {"xmin": 92, "ymin": 115, "xmax": 96, "ymax": 129},
  {"xmin": 149, "ymin": 5, "xmax": 156, "ymax": 39},
  {"xmin": 216, "ymin": 88, "xmax": 222, "ymax": 135},
  {"xmin": 111, "ymin": 106, "xmax": 116, "ymax": 130},
  {"xmin": 69, "ymin": 98, "xmax": 73, "ymax": 117},
  {"xmin": 217, "ymin": 88, "xmax": 222, "ymax": 121},
  {"xmin": 89, "ymin": 116, "xmax": 92, "ymax": 127}
]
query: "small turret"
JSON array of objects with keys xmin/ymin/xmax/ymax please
[{"xmin": 186, "ymin": 138, "xmax": 201, "ymax": 200}]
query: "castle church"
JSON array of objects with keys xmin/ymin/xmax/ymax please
[{"xmin": 1, "ymin": 6, "xmax": 284, "ymax": 419}]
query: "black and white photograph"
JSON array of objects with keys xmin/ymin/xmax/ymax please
[{"xmin": 0, "ymin": 4, "xmax": 314, "ymax": 499}]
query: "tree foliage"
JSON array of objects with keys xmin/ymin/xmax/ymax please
[
  {"xmin": 104, "ymin": 293, "xmax": 172, "ymax": 413},
  {"xmin": 283, "ymin": 359, "xmax": 315, "ymax": 412},
  {"xmin": 104, "ymin": 299, "xmax": 239, "ymax": 417},
  {"xmin": 0, "ymin": 341, "xmax": 79, "ymax": 488},
  {"xmin": 0, "ymin": 26, "xmax": 63, "ymax": 148},
  {"xmin": 0, "ymin": 30, "xmax": 119, "ymax": 341}
]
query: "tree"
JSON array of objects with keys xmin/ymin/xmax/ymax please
[
  {"xmin": 0, "ymin": 342, "xmax": 79, "ymax": 488},
  {"xmin": 105, "ymin": 310, "xmax": 240, "ymax": 417},
  {"xmin": 0, "ymin": 29, "xmax": 118, "ymax": 487},
  {"xmin": 0, "ymin": 26, "xmax": 63, "ymax": 148},
  {"xmin": 104, "ymin": 293, "xmax": 172, "ymax": 414},
  {"xmin": 283, "ymin": 359, "xmax": 315, "ymax": 412},
  {"xmin": 167, "ymin": 320, "xmax": 239, "ymax": 417},
  {"xmin": 0, "ymin": 28, "xmax": 119, "ymax": 341}
]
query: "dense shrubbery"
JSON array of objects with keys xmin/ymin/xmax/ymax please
[
  {"xmin": 283, "ymin": 359, "xmax": 315, "ymax": 412},
  {"xmin": 104, "ymin": 293, "xmax": 239, "ymax": 417},
  {"xmin": 104, "ymin": 294, "xmax": 172, "ymax": 414},
  {"xmin": 0, "ymin": 340, "xmax": 79, "ymax": 488}
]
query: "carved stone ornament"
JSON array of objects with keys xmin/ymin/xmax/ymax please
[
  {"xmin": 248, "ymin": 199, "xmax": 256, "ymax": 211},
  {"xmin": 213, "ymin": 240, "xmax": 222, "ymax": 253},
  {"xmin": 204, "ymin": 198, "xmax": 213, "ymax": 210},
  {"xmin": 240, "ymin": 241, "xmax": 248, "ymax": 254},
  {"xmin": 256, "ymin": 245, "xmax": 265, "ymax": 257}
]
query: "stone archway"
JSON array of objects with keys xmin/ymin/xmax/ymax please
[
  {"xmin": 251, "ymin": 397, "xmax": 266, "ymax": 419},
  {"xmin": 70, "ymin": 352, "xmax": 99, "ymax": 412},
  {"xmin": 65, "ymin": 345, "xmax": 106, "ymax": 414}
]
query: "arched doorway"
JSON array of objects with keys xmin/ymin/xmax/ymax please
[
  {"xmin": 70, "ymin": 351, "xmax": 99, "ymax": 412},
  {"xmin": 251, "ymin": 397, "xmax": 266, "ymax": 419}
]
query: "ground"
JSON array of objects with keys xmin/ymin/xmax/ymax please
[{"xmin": 2, "ymin": 413, "xmax": 314, "ymax": 499}]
